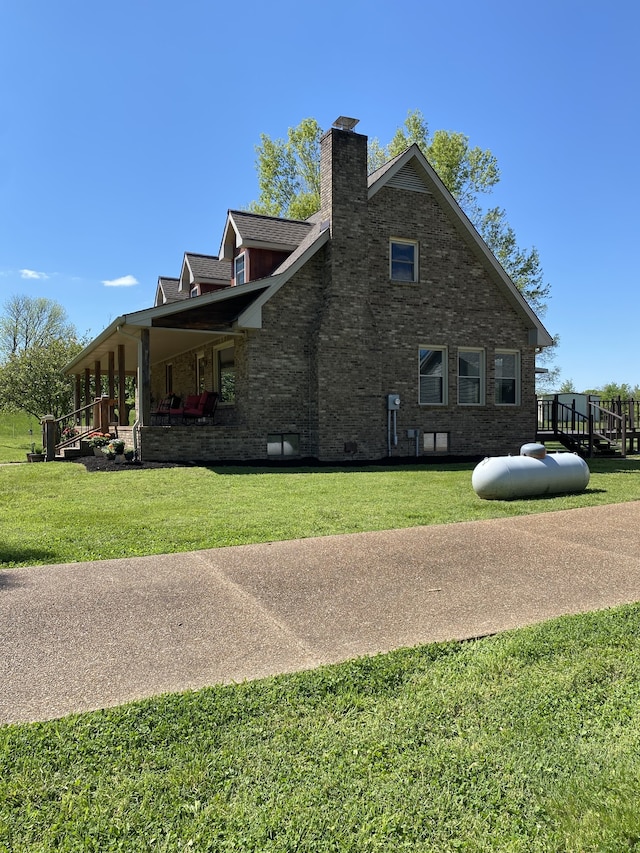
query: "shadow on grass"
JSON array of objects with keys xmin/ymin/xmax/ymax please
[
  {"xmin": 198, "ymin": 457, "xmax": 482, "ymax": 476},
  {"xmin": 0, "ymin": 546, "xmax": 59, "ymax": 572}
]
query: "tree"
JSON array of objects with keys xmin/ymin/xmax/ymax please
[
  {"xmin": 0, "ymin": 337, "xmax": 84, "ymax": 419},
  {"xmin": 249, "ymin": 117, "xmax": 322, "ymax": 220},
  {"xmin": 0, "ymin": 295, "xmax": 83, "ymax": 419},
  {"xmin": 0, "ymin": 294, "xmax": 76, "ymax": 360},
  {"xmin": 248, "ymin": 111, "xmax": 550, "ymax": 316}
]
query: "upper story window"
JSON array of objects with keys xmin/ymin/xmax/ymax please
[
  {"xmin": 495, "ymin": 350, "xmax": 520, "ymax": 405},
  {"xmin": 390, "ymin": 239, "xmax": 418, "ymax": 282},
  {"xmin": 419, "ymin": 346, "xmax": 447, "ymax": 405},
  {"xmin": 458, "ymin": 349, "xmax": 485, "ymax": 405},
  {"xmin": 234, "ymin": 252, "xmax": 246, "ymax": 286},
  {"xmin": 190, "ymin": 285, "xmax": 199, "ymax": 298}
]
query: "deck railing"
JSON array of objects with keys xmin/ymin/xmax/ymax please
[{"xmin": 537, "ymin": 395, "xmax": 632, "ymax": 457}]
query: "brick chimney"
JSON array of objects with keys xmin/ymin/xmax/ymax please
[
  {"xmin": 319, "ymin": 117, "xmax": 368, "ymax": 239},
  {"xmin": 314, "ymin": 118, "xmax": 380, "ymax": 460}
]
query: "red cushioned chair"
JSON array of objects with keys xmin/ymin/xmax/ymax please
[{"xmin": 180, "ymin": 391, "xmax": 218, "ymax": 423}]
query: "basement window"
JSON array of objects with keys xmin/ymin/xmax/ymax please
[
  {"xmin": 267, "ymin": 433, "xmax": 300, "ymax": 457},
  {"xmin": 423, "ymin": 432, "xmax": 449, "ymax": 452}
]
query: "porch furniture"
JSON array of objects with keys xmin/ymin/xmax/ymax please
[
  {"xmin": 151, "ymin": 394, "xmax": 180, "ymax": 425},
  {"xmin": 181, "ymin": 391, "xmax": 218, "ymax": 423}
]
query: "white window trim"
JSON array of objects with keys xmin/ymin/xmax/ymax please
[
  {"xmin": 390, "ymin": 238, "xmax": 419, "ymax": 283},
  {"xmin": 418, "ymin": 345, "xmax": 448, "ymax": 406},
  {"xmin": 457, "ymin": 348, "xmax": 485, "ymax": 406},
  {"xmin": 213, "ymin": 340, "xmax": 236, "ymax": 405},
  {"xmin": 234, "ymin": 252, "xmax": 246, "ymax": 285},
  {"xmin": 494, "ymin": 349, "xmax": 521, "ymax": 406}
]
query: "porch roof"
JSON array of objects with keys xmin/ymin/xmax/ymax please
[{"xmin": 63, "ymin": 279, "xmax": 272, "ymax": 375}]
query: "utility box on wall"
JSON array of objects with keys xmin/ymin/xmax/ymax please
[{"xmin": 387, "ymin": 394, "xmax": 401, "ymax": 411}]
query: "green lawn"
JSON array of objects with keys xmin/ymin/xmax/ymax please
[
  {"xmin": 1, "ymin": 455, "xmax": 640, "ymax": 568},
  {"xmin": 0, "ymin": 410, "xmax": 40, "ymax": 461},
  {"xmin": 3, "ymin": 604, "xmax": 640, "ymax": 851},
  {"xmin": 4, "ymin": 415, "xmax": 640, "ymax": 850}
]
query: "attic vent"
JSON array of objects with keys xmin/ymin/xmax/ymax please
[{"xmin": 388, "ymin": 162, "xmax": 430, "ymax": 193}]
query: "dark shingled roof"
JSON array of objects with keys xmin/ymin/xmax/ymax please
[
  {"xmin": 185, "ymin": 253, "xmax": 231, "ymax": 283},
  {"xmin": 228, "ymin": 211, "xmax": 313, "ymax": 249},
  {"xmin": 157, "ymin": 277, "xmax": 185, "ymax": 304}
]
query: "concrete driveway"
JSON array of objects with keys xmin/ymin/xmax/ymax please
[{"xmin": 2, "ymin": 501, "xmax": 640, "ymax": 724}]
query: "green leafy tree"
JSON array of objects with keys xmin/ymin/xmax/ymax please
[
  {"xmin": 0, "ymin": 294, "xmax": 76, "ymax": 360},
  {"xmin": 0, "ymin": 296, "xmax": 83, "ymax": 419},
  {"xmin": 249, "ymin": 117, "xmax": 322, "ymax": 220},
  {"xmin": 0, "ymin": 337, "xmax": 84, "ymax": 419}
]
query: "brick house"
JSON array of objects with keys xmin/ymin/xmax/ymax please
[{"xmin": 65, "ymin": 118, "xmax": 552, "ymax": 463}]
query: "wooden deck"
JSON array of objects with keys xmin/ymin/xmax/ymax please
[{"xmin": 537, "ymin": 396, "xmax": 640, "ymax": 457}]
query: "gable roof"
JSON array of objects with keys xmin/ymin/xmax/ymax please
[
  {"xmin": 368, "ymin": 145, "xmax": 553, "ymax": 347},
  {"xmin": 179, "ymin": 253, "xmax": 231, "ymax": 292},
  {"xmin": 219, "ymin": 210, "xmax": 313, "ymax": 259},
  {"xmin": 184, "ymin": 253, "xmax": 231, "ymax": 283},
  {"xmin": 155, "ymin": 277, "xmax": 184, "ymax": 306}
]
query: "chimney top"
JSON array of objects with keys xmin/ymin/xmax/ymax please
[{"xmin": 332, "ymin": 116, "xmax": 359, "ymax": 132}]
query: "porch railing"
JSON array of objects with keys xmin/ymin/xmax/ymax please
[{"xmin": 43, "ymin": 397, "xmax": 117, "ymax": 460}]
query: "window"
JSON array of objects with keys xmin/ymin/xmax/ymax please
[
  {"xmin": 196, "ymin": 352, "xmax": 206, "ymax": 393},
  {"xmin": 419, "ymin": 347, "xmax": 447, "ymax": 405},
  {"xmin": 234, "ymin": 253, "xmax": 246, "ymax": 285},
  {"xmin": 217, "ymin": 343, "xmax": 235, "ymax": 403},
  {"xmin": 390, "ymin": 240, "xmax": 418, "ymax": 282},
  {"xmin": 458, "ymin": 349, "xmax": 484, "ymax": 405},
  {"xmin": 267, "ymin": 433, "xmax": 300, "ymax": 457},
  {"xmin": 495, "ymin": 351, "xmax": 520, "ymax": 405},
  {"xmin": 165, "ymin": 363, "xmax": 173, "ymax": 394},
  {"xmin": 423, "ymin": 432, "xmax": 449, "ymax": 452},
  {"xmin": 190, "ymin": 285, "xmax": 199, "ymax": 298}
]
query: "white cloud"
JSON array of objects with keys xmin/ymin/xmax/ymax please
[
  {"xmin": 20, "ymin": 269, "xmax": 49, "ymax": 280},
  {"xmin": 102, "ymin": 275, "xmax": 139, "ymax": 288}
]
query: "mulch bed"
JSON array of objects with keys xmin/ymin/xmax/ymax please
[{"xmin": 68, "ymin": 455, "xmax": 190, "ymax": 472}]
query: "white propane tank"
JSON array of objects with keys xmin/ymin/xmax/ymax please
[{"xmin": 472, "ymin": 447, "xmax": 590, "ymax": 500}]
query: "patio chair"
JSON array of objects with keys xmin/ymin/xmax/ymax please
[
  {"xmin": 181, "ymin": 391, "xmax": 218, "ymax": 423},
  {"xmin": 169, "ymin": 395, "xmax": 199, "ymax": 422},
  {"xmin": 151, "ymin": 394, "xmax": 180, "ymax": 425}
]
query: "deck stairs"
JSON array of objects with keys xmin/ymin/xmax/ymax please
[{"xmin": 537, "ymin": 396, "xmax": 640, "ymax": 458}]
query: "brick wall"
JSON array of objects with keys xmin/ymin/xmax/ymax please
[{"xmin": 143, "ymin": 128, "xmax": 540, "ymax": 464}]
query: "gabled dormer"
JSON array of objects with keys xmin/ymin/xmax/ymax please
[
  {"xmin": 154, "ymin": 276, "xmax": 184, "ymax": 307},
  {"xmin": 179, "ymin": 253, "xmax": 232, "ymax": 298},
  {"xmin": 219, "ymin": 210, "xmax": 313, "ymax": 285}
]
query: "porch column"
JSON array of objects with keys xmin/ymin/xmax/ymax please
[
  {"xmin": 84, "ymin": 369, "xmax": 91, "ymax": 426},
  {"xmin": 108, "ymin": 350, "xmax": 116, "ymax": 425},
  {"xmin": 94, "ymin": 359, "xmax": 102, "ymax": 399},
  {"xmin": 118, "ymin": 344, "xmax": 127, "ymax": 426},
  {"xmin": 138, "ymin": 328, "xmax": 151, "ymax": 426},
  {"xmin": 74, "ymin": 375, "xmax": 81, "ymax": 421}
]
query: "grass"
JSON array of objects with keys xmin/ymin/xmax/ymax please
[
  {"xmin": 0, "ymin": 410, "xmax": 40, "ymax": 461},
  {"xmin": 2, "ymin": 453, "xmax": 640, "ymax": 568},
  {"xmin": 3, "ymin": 415, "xmax": 640, "ymax": 849},
  {"xmin": 4, "ymin": 604, "xmax": 640, "ymax": 850}
]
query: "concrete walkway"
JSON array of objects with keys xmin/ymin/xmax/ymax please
[{"xmin": 2, "ymin": 501, "xmax": 640, "ymax": 725}]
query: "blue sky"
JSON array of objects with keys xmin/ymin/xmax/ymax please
[{"xmin": 1, "ymin": 0, "xmax": 637, "ymax": 392}]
